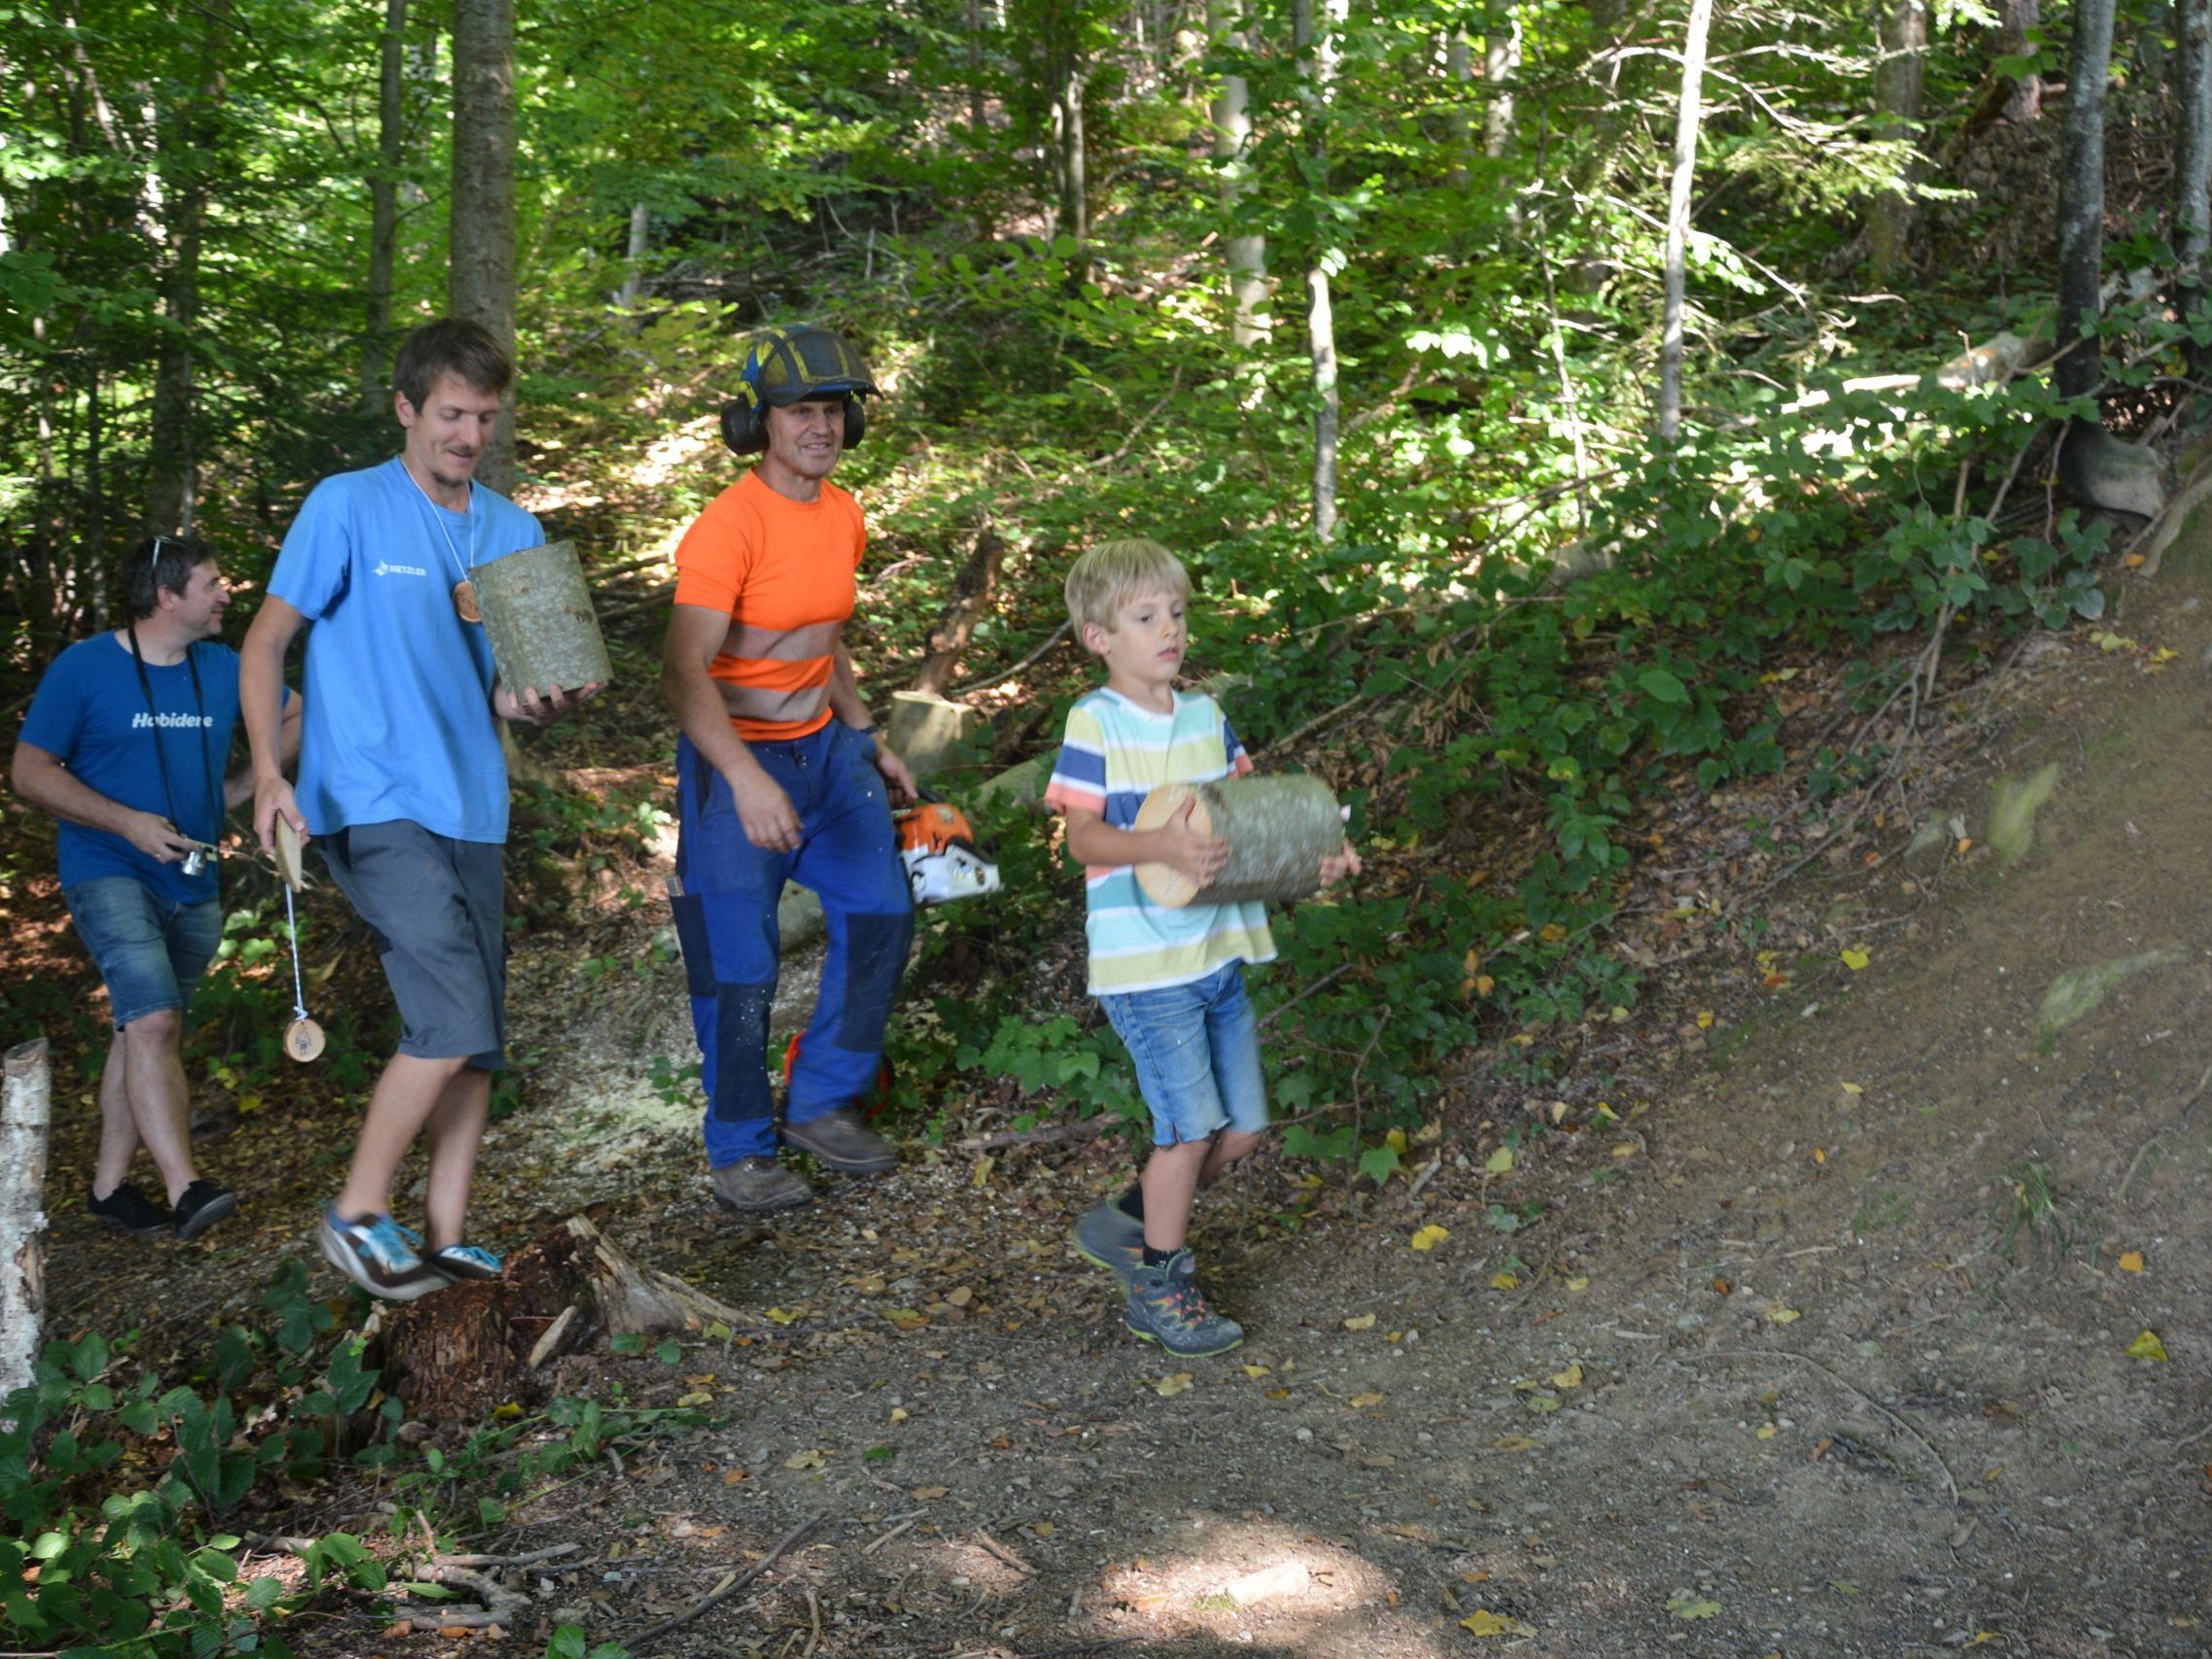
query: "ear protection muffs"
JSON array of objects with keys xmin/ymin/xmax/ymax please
[
  {"xmin": 717, "ymin": 392, "xmax": 864, "ymax": 456},
  {"xmin": 718, "ymin": 324, "xmax": 876, "ymax": 458}
]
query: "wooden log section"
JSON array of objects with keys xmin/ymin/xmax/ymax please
[
  {"xmin": 1132, "ymin": 776, "xmax": 1344, "ymax": 909},
  {"xmin": 0, "ymin": 1039, "xmax": 52, "ymax": 1417},
  {"xmin": 474, "ymin": 539, "xmax": 614, "ymax": 695}
]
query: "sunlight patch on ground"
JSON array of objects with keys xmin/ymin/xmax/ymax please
[{"xmin": 1083, "ymin": 1513, "xmax": 1445, "ymax": 1654}]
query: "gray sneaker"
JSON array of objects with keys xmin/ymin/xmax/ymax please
[
  {"xmin": 780, "ymin": 1107, "xmax": 898, "ymax": 1173},
  {"xmin": 1074, "ymin": 1198, "xmax": 1145, "ymax": 1285},
  {"xmin": 1124, "ymin": 1248, "xmax": 1245, "ymax": 1358},
  {"xmin": 711, "ymin": 1156, "xmax": 813, "ymax": 1212}
]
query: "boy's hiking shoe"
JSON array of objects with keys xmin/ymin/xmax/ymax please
[
  {"xmin": 781, "ymin": 1107, "xmax": 898, "ymax": 1173},
  {"xmin": 711, "ymin": 1156, "xmax": 813, "ymax": 1212},
  {"xmin": 172, "ymin": 1179, "xmax": 237, "ymax": 1242},
  {"xmin": 1074, "ymin": 1199, "xmax": 1146, "ymax": 1285},
  {"xmin": 428, "ymin": 1243, "xmax": 504, "ymax": 1282},
  {"xmin": 1123, "ymin": 1249, "xmax": 1244, "ymax": 1358},
  {"xmin": 319, "ymin": 1205, "xmax": 448, "ymax": 1301},
  {"xmin": 88, "ymin": 1182, "xmax": 172, "ymax": 1235}
]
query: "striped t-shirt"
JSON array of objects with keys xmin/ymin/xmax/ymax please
[{"xmin": 1043, "ymin": 687, "xmax": 1276, "ymax": 995}]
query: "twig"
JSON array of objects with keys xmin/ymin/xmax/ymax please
[
  {"xmin": 628, "ymin": 1510, "xmax": 828, "ymax": 1646},
  {"xmin": 432, "ymin": 1543, "xmax": 581, "ymax": 1570},
  {"xmin": 802, "ymin": 1584, "xmax": 822, "ymax": 1656},
  {"xmin": 388, "ymin": 1605, "xmax": 508, "ymax": 1629},
  {"xmin": 2116, "ymin": 1135, "xmax": 2165, "ymax": 1207},
  {"xmin": 1256, "ymin": 962, "xmax": 1353, "ymax": 1031},
  {"xmin": 973, "ymin": 1526, "xmax": 1036, "ymax": 1574},
  {"xmin": 864, "ymin": 1516, "xmax": 920, "ymax": 1554},
  {"xmin": 951, "ymin": 620, "xmax": 1072, "ymax": 696},
  {"xmin": 1691, "ymin": 1348, "xmax": 1958, "ymax": 1503},
  {"xmin": 956, "ymin": 1117, "xmax": 1119, "ymax": 1153}
]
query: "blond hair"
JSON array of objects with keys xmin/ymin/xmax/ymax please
[{"xmin": 1064, "ymin": 537, "xmax": 1190, "ymax": 637}]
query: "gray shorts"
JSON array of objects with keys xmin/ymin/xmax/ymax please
[{"xmin": 322, "ymin": 820, "xmax": 506, "ymax": 1068}]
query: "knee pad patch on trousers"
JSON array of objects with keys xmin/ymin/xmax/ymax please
[
  {"xmin": 830, "ymin": 910, "xmax": 915, "ymax": 1052},
  {"xmin": 670, "ymin": 890, "xmax": 716, "ymax": 1000},
  {"xmin": 709, "ymin": 981, "xmax": 775, "ymax": 1123}
]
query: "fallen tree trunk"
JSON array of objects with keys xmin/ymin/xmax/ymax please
[{"xmin": 0, "ymin": 1040, "xmax": 50, "ymax": 1417}]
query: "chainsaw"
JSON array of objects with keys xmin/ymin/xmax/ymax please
[{"xmin": 896, "ymin": 790, "xmax": 1002, "ymax": 907}]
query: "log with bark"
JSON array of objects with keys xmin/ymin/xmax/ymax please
[
  {"xmin": 374, "ymin": 1214, "xmax": 743, "ymax": 1422},
  {"xmin": 1132, "ymin": 776, "xmax": 1345, "ymax": 908},
  {"xmin": 910, "ymin": 525, "xmax": 1005, "ymax": 698},
  {"xmin": 0, "ymin": 1040, "xmax": 52, "ymax": 1417},
  {"xmin": 474, "ymin": 540, "xmax": 614, "ymax": 695}
]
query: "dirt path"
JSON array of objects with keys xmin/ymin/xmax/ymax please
[{"xmin": 34, "ymin": 536, "xmax": 2212, "ymax": 1656}]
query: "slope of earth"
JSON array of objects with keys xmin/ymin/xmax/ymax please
[{"xmin": 22, "ymin": 531, "xmax": 2212, "ymax": 1656}]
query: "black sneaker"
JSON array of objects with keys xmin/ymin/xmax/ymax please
[
  {"xmin": 172, "ymin": 1179, "xmax": 237, "ymax": 1242},
  {"xmin": 87, "ymin": 1183, "xmax": 173, "ymax": 1235}
]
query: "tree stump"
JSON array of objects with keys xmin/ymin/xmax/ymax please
[
  {"xmin": 374, "ymin": 1215, "xmax": 743, "ymax": 1422},
  {"xmin": 1132, "ymin": 776, "xmax": 1344, "ymax": 908},
  {"xmin": 474, "ymin": 540, "xmax": 613, "ymax": 695},
  {"xmin": 0, "ymin": 1039, "xmax": 52, "ymax": 1417}
]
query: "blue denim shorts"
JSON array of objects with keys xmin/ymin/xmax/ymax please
[
  {"xmin": 63, "ymin": 876, "xmax": 223, "ymax": 1030},
  {"xmin": 1100, "ymin": 961, "xmax": 1268, "ymax": 1147}
]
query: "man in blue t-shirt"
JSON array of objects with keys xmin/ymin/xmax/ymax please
[
  {"xmin": 12, "ymin": 536, "xmax": 301, "ymax": 1243},
  {"xmin": 240, "ymin": 317, "xmax": 600, "ymax": 1303}
]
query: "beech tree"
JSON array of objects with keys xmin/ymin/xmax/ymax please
[
  {"xmin": 2056, "ymin": 0, "xmax": 2116, "ymax": 401},
  {"xmin": 450, "ymin": 0, "xmax": 517, "ymax": 493},
  {"xmin": 1656, "ymin": 0, "xmax": 1714, "ymax": 442}
]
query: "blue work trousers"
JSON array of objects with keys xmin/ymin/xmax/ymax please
[{"xmin": 671, "ymin": 723, "xmax": 915, "ymax": 1164}]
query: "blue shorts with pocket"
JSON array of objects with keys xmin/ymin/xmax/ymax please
[
  {"xmin": 1100, "ymin": 960, "xmax": 1268, "ymax": 1147},
  {"xmin": 63, "ymin": 875, "xmax": 223, "ymax": 1030}
]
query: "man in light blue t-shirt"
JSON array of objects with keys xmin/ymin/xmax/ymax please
[
  {"xmin": 13, "ymin": 536, "xmax": 300, "ymax": 1244},
  {"xmin": 240, "ymin": 317, "xmax": 599, "ymax": 1302}
]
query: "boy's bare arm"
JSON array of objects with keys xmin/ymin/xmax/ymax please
[{"xmin": 1063, "ymin": 800, "xmax": 1228, "ymax": 887}]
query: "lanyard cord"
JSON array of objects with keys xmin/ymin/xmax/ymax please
[
  {"xmin": 126, "ymin": 626, "xmax": 216, "ymax": 843},
  {"xmin": 400, "ymin": 460, "xmax": 477, "ymax": 587},
  {"xmin": 283, "ymin": 882, "xmax": 308, "ymax": 1022}
]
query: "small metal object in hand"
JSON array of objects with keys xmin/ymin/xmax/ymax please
[{"xmin": 180, "ymin": 843, "xmax": 216, "ymax": 878}]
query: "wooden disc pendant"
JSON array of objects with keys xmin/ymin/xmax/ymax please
[
  {"xmin": 285, "ymin": 1017, "xmax": 327, "ymax": 1064},
  {"xmin": 452, "ymin": 578, "xmax": 482, "ymax": 623}
]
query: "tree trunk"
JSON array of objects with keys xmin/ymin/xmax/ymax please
[
  {"xmin": 2056, "ymin": 0, "xmax": 2116, "ymax": 401},
  {"xmin": 1484, "ymin": 7, "xmax": 1520, "ymax": 158},
  {"xmin": 1296, "ymin": 0, "xmax": 1346, "ymax": 541},
  {"xmin": 2000, "ymin": 0, "xmax": 2043, "ymax": 121},
  {"xmin": 1656, "ymin": 0, "xmax": 1715, "ymax": 443},
  {"xmin": 377, "ymin": 1215, "xmax": 743, "ymax": 1423},
  {"xmin": 2178, "ymin": 0, "xmax": 2211, "ymax": 375},
  {"xmin": 146, "ymin": 0, "xmax": 226, "ymax": 536},
  {"xmin": 450, "ymin": 0, "xmax": 518, "ymax": 494},
  {"xmin": 968, "ymin": 0, "xmax": 988, "ymax": 136},
  {"xmin": 911, "ymin": 525, "xmax": 1005, "ymax": 698},
  {"xmin": 1210, "ymin": 0, "xmax": 1267, "ymax": 346},
  {"xmin": 616, "ymin": 201, "xmax": 649, "ymax": 311},
  {"xmin": 1052, "ymin": 55, "xmax": 1089, "ymax": 270},
  {"xmin": 1132, "ymin": 777, "xmax": 1344, "ymax": 907},
  {"xmin": 0, "ymin": 1040, "xmax": 52, "ymax": 1419},
  {"xmin": 1867, "ymin": 0, "xmax": 1926, "ymax": 282},
  {"xmin": 1444, "ymin": 29, "xmax": 1472, "ymax": 185},
  {"xmin": 363, "ymin": 0, "xmax": 406, "ymax": 414}
]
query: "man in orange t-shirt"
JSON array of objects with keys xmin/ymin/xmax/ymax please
[{"xmin": 662, "ymin": 326, "xmax": 916, "ymax": 1212}]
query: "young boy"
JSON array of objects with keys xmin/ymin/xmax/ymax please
[{"xmin": 1045, "ymin": 538, "xmax": 1357, "ymax": 1358}]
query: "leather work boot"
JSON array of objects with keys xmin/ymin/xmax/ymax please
[
  {"xmin": 780, "ymin": 1107, "xmax": 899, "ymax": 1173},
  {"xmin": 710, "ymin": 1156, "xmax": 813, "ymax": 1212}
]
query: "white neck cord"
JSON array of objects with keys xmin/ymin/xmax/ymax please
[{"xmin": 284, "ymin": 883, "xmax": 309, "ymax": 1022}]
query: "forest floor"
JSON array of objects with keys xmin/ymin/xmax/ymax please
[{"xmin": 23, "ymin": 517, "xmax": 2212, "ymax": 1657}]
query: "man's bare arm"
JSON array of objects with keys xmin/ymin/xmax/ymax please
[{"xmin": 11, "ymin": 741, "xmax": 199, "ymax": 862}]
